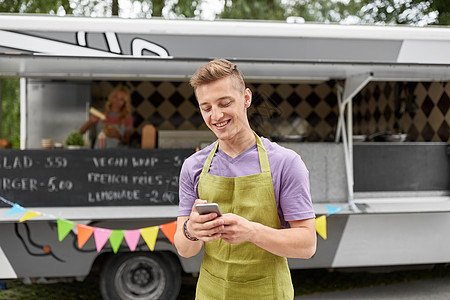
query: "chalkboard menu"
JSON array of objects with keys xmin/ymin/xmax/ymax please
[{"xmin": 0, "ymin": 149, "xmax": 194, "ymax": 207}]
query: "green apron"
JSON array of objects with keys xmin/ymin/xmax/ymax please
[{"xmin": 196, "ymin": 133, "xmax": 294, "ymax": 299}]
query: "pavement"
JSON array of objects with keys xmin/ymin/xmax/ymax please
[{"xmin": 295, "ymin": 277, "xmax": 450, "ymax": 300}]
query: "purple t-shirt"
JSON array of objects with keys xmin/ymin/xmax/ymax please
[{"xmin": 177, "ymin": 136, "xmax": 315, "ymax": 228}]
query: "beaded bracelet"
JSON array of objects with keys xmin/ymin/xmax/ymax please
[{"xmin": 183, "ymin": 217, "xmax": 199, "ymax": 241}]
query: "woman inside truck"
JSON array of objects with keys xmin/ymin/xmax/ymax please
[{"xmin": 80, "ymin": 85, "xmax": 133, "ymax": 148}]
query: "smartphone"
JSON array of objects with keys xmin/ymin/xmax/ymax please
[{"xmin": 195, "ymin": 203, "xmax": 222, "ymax": 216}]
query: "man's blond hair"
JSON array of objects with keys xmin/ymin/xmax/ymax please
[{"xmin": 190, "ymin": 59, "xmax": 245, "ymax": 93}]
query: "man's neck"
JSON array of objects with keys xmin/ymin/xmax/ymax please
[{"xmin": 218, "ymin": 129, "xmax": 256, "ymax": 158}]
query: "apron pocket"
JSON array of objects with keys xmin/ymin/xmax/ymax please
[
  {"xmin": 196, "ymin": 267, "xmax": 226, "ymax": 300},
  {"xmin": 196, "ymin": 267, "xmax": 274, "ymax": 300},
  {"xmin": 226, "ymin": 276, "xmax": 274, "ymax": 300}
]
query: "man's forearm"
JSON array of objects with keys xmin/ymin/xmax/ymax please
[
  {"xmin": 174, "ymin": 216, "xmax": 203, "ymax": 258},
  {"xmin": 249, "ymin": 220, "xmax": 317, "ymax": 259}
]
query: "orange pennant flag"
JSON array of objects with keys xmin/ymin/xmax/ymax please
[
  {"xmin": 77, "ymin": 224, "xmax": 95, "ymax": 248},
  {"xmin": 315, "ymin": 215, "xmax": 327, "ymax": 240},
  {"xmin": 159, "ymin": 221, "xmax": 177, "ymax": 244},
  {"xmin": 19, "ymin": 210, "xmax": 42, "ymax": 222},
  {"xmin": 140, "ymin": 226, "xmax": 159, "ymax": 251}
]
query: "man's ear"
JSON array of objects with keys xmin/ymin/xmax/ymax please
[{"xmin": 244, "ymin": 88, "xmax": 252, "ymax": 108}]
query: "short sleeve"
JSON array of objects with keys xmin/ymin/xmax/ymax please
[
  {"xmin": 279, "ymin": 154, "xmax": 315, "ymax": 222},
  {"xmin": 177, "ymin": 144, "xmax": 215, "ymax": 217},
  {"xmin": 177, "ymin": 160, "xmax": 197, "ymax": 216}
]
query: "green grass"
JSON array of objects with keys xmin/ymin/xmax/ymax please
[
  {"xmin": 1, "ymin": 264, "xmax": 449, "ymax": 299},
  {"xmin": 0, "ymin": 277, "xmax": 100, "ymax": 300}
]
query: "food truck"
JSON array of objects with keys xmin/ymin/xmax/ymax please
[{"xmin": 0, "ymin": 14, "xmax": 449, "ymax": 299}]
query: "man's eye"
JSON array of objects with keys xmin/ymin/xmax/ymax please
[
  {"xmin": 201, "ymin": 107, "xmax": 211, "ymax": 112},
  {"xmin": 221, "ymin": 102, "xmax": 231, "ymax": 107}
]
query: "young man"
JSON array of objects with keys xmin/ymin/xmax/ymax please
[{"xmin": 174, "ymin": 59, "xmax": 316, "ymax": 299}]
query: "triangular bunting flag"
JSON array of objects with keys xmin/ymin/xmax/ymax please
[
  {"xmin": 77, "ymin": 224, "xmax": 95, "ymax": 248},
  {"xmin": 109, "ymin": 230, "xmax": 125, "ymax": 254},
  {"xmin": 19, "ymin": 210, "xmax": 42, "ymax": 222},
  {"xmin": 57, "ymin": 219, "xmax": 75, "ymax": 242},
  {"xmin": 140, "ymin": 226, "xmax": 159, "ymax": 251},
  {"xmin": 159, "ymin": 221, "xmax": 177, "ymax": 244},
  {"xmin": 94, "ymin": 228, "xmax": 112, "ymax": 252},
  {"xmin": 4, "ymin": 203, "xmax": 27, "ymax": 216},
  {"xmin": 325, "ymin": 204, "xmax": 343, "ymax": 216},
  {"xmin": 315, "ymin": 215, "xmax": 327, "ymax": 240},
  {"xmin": 124, "ymin": 229, "xmax": 141, "ymax": 252}
]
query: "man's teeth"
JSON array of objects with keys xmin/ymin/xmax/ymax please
[{"xmin": 216, "ymin": 121, "xmax": 228, "ymax": 127}]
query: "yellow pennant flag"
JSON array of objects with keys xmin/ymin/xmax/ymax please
[
  {"xmin": 140, "ymin": 226, "xmax": 159, "ymax": 251},
  {"xmin": 19, "ymin": 210, "xmax": 42, "ymax": 222},
  {"xmin": 315, "ymin": 215, "xmax": 327, "ymax": 240}
]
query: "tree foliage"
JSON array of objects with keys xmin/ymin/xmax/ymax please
[
  {"xmin": 1, "ymin": 79, "xmax": 20, "ymax": 148},
  {"xmin": 288, "ymin": 0, "xmax": 355, "ymax": 23},
  {"xmin": 220, "ymin": 0, "xmax": 286, "ymax": 20},
  {"xmin": 220, "ymin": 0, "xmax": 447, "ymax": 25},
  {"xmin": 357, "ymin": 0, "xmax": 437, "ymax": 25},
  {"xmin": 171, "ymin": 0, "xmax": 200, "ymax": 18},
  {"xmin": 0, "ymin": 0, "xmax": 72, "ymax": 14},
  {"xmin": 68, "ymin": 0, "xmax": 198, "ymax": 18},
  {"xmin": 0, "ymin": 0, "xmax": 446, "ymax": 25},
  {"xmin": 431, "ymin": 0, "xmax": 450, "ymax": 25}
]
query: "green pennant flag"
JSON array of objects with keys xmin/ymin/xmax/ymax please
[
  {"xmin": 57, "ymin": 218, "xmax": 75, "ymax": 242},
  {"xmin": 109, "ymin": 230, "xmax": 125, "ymax": 254}
]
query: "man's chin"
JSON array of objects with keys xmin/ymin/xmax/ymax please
[
  {"xmin": 212, "ymin": 129, "xmax": 229, "ymax": 141},
  {"xmin": 209, "ymin": 125, "xmax": 238, "ymax": 141}
]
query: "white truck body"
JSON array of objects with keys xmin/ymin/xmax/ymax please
[{"xmin": 0, "ymin": 14, "xmax": 449, "ymax": 299}]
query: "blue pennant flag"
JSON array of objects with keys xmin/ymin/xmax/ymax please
[
  {"xmin": 325, "ymin": 204, "xmax": 343, "ymax": 216},
  {"xmin": 4, "ymin": 203, "xmax": 27, "ymax": 216}
]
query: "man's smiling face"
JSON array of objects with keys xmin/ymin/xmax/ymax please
[{"xmin": 196, "ymin": 76, "xmax": 251, "ymax": 143}]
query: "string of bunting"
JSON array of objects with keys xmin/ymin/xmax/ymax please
[
  {"xmin": 0, "ymin": 196, "xmax": 177, "ymax": 254},
  {"xmin": 1, "ymin": 196, "xmax": 344, "ymax": 247},
  {"xmin": 315, "ymin": 204, "xmax": 347, "ymax": 240}
]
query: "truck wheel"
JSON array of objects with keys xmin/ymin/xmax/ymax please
[{"xmin": 100, "ymin": 252, "xmax": 181, "ymax": 300}]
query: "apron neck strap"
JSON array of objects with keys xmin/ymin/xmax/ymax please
[{"xmin": 202, "ymin": 131, "xmax": 270, "ymax": 174}]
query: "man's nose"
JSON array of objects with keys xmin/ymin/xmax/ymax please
[{"xmin": 211, "ymin": 107, "xmax": 223, "ymax": 120}]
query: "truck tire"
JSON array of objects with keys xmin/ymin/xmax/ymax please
[{"xmin": 100, "ymin": 252, "xmax": 181, "ymax": 300}]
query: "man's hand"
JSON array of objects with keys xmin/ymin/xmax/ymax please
[
  {"xmin": 219, "ymin": 213, "xmax": 255, "ymax": 244},
  {"xmin": 187, "ymin": 199, "xmax": 225, "ymax": 242}
]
